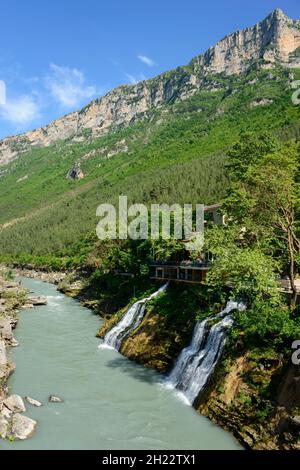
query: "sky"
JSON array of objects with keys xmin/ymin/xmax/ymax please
[{"xmin": 0, "ymin": 0, "xmax": 298, "ymax": 139}]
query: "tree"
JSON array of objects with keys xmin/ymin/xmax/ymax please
[
  {"xmin": 204, "ymin": 225, "xmax": 280, "ymax": 306},
  {"xmin": 224, "ymin": 133, "xmax": 300, "ymax": 307}
]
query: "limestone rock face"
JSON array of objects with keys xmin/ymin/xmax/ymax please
[
  {"xmin": 192, "ymin": 9, "xmax": 300, "ymax": 75},
  {"xmin": 0, "ymin": 9, "xmax": 299, "ymax": 166}
]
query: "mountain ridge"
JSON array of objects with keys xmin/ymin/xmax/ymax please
[{"xmin": 0, "ymin": 8, "xmax": 299, "ymax": 166}]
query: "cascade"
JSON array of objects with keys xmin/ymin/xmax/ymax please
[{"xmin": 103, "ymin": 283, "xmax": 169, "ymax": 351}]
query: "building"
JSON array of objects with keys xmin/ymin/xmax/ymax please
[{"xmin": 150, "ymin": 204, "xmax": 223, "ymax": 284}]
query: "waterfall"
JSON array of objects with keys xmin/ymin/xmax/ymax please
[
  {"xmin": 168, "ymin": 317, "xmax": 210, "ymax": 388},
  {"xmin": 168, "ymin": 300, "xmax": 246, "ymax": 405},
  {"xmin": 103, "ymin": 283, "xmax": 168, "ymax": 351}
]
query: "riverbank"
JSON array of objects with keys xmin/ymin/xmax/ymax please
[
  {"xmin": 0, "ymin": 268, "xmax": 39, "ymax": 441},
  {"xmin": 12, "ymin": 266, "xmax": 300, "ymax": 450},
  {"xmin": 13, "ymin": 267, "xmax": 67, "ymax": 285}
]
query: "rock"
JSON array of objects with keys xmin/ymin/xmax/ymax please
[
  {"xmin": 0, "ymin": 383, "xmax": 8, "ymax": 399},
  {"xmin": 0, "ymin": 339, "xmax": 7, "ymax": 362},
  {"xmin": 0, "ymin": 318, "xmax": 13, "ymax": 341},
  {"xmin": 250, "ymin": 98, "xmax": 274, "ymax": 108},
  {"xmin": 283, "ymin": 432, "xmax": 294, "ymax": 443},
  {"xmin": 10, "ymin": 337, "xmax": 19, "ymax": 347},
  {"xmin": 49, "ymin": 395, "xmax": 64, "ymax": 403},
  {"xmin": 10, "ymin": 318, "xmax": 18, "ymax": 329},
  {"xmin": 0, "ymin": 339, "xmax": 8, "ymax": 379},
  {"xmin": 277, "ymin": 366, "xmax": 300, "ymax": 410},
  {"xmin": 25, "ymin": 396, "xmax": 43, "ymax": 407},
  {"xmin": 3, "ymin": 394, "xmax": 26, "ymax": 413},
  {"xmin": 11, "ymin": 413, "xmax": 37, "ymax": 440},
  {"xmin": 66, "ymin": 163, "xmax": 84, "ymax": 180},
  {"xmin": 27, "ymin": 296, "xmax": 48, "ymax": 306},
  {"xmin": 1, "ymin": 406, "xmax": 12, "ymax": 419},
  {"xmin": 290, "ymin": 415, "xmax": 300, "ymax": 428},
  {"xmin": 0, "ymin": 415, "xmax": 9, "ymax": 439},
  {"xmin": 4, "ymin": 282, "xmax": 19, "ymax": 289}
]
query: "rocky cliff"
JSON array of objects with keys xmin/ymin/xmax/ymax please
[
  {"xmin": 0, "ymin": 8, "xmax": 299, "ymax": 166},
  {"xmin": 192, "ymin": 9, "xmax": 300, "ymax": 75}
]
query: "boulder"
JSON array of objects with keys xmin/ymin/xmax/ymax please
[
  {"xmin": 49, "ymin": 395, "xmax": 64, "ymax": 403},
  {"xmin": 3, "ymin": 394, "xmax": 26, "ymax": 413},
  {"xmin": 25, "ymin": 396, "xmax": 43, "ymax": 407},
  {"xmin": 11, "ymin": 413, "xmax": 37, "ymax": 440},
  {"xmin": 22, "ymin": 303, "xmax": 34, "ymax": 309},
  {"xmin": 28, "ymin": 296, "xmax": 48, "ymax": 306}
]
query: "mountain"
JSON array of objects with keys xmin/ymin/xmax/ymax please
[
  {"xmin": 0, "ymin": 8, "xmax": 299, "ymax": 166},
  {"xmin": 0, "ymin": 9, "xmax": 300, "ymax": 260}
]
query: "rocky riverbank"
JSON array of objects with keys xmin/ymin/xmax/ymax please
[
  {"xmin": 196, "ymin": 353, "xmax": 300, "ymax": 450},
  {"xmin": 0, "ymin": 268, "xmax": 38, "ymax": 441},
  {"xmin": 12, "ymin": 267, "xmax": 67, "ymax": 285}
]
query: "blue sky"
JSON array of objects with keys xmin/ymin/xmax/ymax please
[{"xmin": 0, "ymin": 0, "xmax": 298, "ymax": 139}]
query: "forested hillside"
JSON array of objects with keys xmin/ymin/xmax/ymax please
[{"xmin": 0, "ymin": 67, "xmax": 299, "ymax": 264}]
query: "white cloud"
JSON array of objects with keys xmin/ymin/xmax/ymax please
[
  {"xmin": 125, "ymin": 72, "xmax": 146, "ymax": 85},
  {"xmin": 46, "ymin": 63, "xmax": 97, "ymax": 108},
  {"xmin": 137, "ymin": 55, "xmax": 155, "ymax": 67},
  {"xmin": 0, "ymin": 94, "xmax": 40, "ymax": 126}
]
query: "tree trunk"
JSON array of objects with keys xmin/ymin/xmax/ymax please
[{"xmin": 288, "ymin": 230, "xmax": 297, "ymax": 308}]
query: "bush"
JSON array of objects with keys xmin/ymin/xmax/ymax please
[{"xmin": 232, "ymin": 301, "xmax": 300, "ymax": 349}]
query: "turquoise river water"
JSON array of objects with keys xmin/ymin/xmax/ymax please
[{"xmin": 1, "ymin": 277, "xmax": 241, "ymax": 450}]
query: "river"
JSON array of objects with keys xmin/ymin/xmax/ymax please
[{"xmin": 1, "ymin": 277, "xmax": 241, "ymax": 450}]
